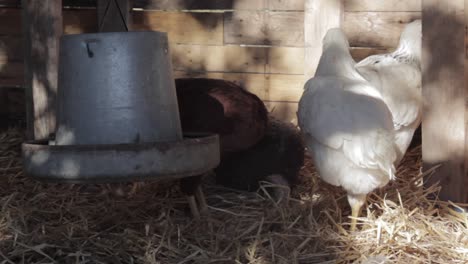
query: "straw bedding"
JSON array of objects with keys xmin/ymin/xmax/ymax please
[{"xmin": 0, "ymin": 128, "xmax": 466, "ymax": 263}]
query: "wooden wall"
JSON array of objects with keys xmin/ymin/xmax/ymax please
[{"xmin": 0, "ymin": 0, "xmax": 422, "ymax": 123}]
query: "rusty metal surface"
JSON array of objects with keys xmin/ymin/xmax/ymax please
[{"xmin": 22, "ymin": 133, "xmax": 220, "ymax": 183}]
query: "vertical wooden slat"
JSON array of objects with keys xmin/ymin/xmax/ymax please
[
  {"xmin": 422, "ymin": 0, "xmax": 466, "ymax": 204},
  {"xmin": 97, "ymin": 0, "xmax": 131, "ymax": 32},
  {"xmin": 304, "ymin": 0, "xmax": 343, "ymax": 79},
  {"xmin": 464, "ymin": 0, "xmax": 468, "ymax": 204},
  {"xmin": 22, "ymin": 0, "xmax": 62, "ymax": 140}
]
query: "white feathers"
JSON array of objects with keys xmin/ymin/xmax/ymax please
[
  {"xmin": 298, "ymin": 28, "xmax": 397, "ymax": 197},
  {"xmin": 356, "ymin": 20, "xmax": 422, "ymax": 164}
]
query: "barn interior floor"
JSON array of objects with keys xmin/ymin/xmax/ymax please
[{"xmin": 0, "ymin": 127, "xmax": 466, "ymax": 263}]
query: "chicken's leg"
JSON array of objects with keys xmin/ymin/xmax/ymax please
[
  {"xmin": 186, "ymin": 195, "xmax": 200, "ymax": 220},
  {"xmin": 195, "ymin": 185, "xmax": 208, "ymax": 213},
  {"xmin": 347, "ymin": 193, "xmax": 367, "ymax": 231},
  {"xmin": 180, "ymin": 175, "xmax": 205, "ymax": 219}
]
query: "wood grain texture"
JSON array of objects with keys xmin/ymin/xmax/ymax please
[
  {"xmin": 132, "ymin": 10, "xmax": 224, "ymax": 45},
  {"xmin": 263, "ymin": 74, "xmax": 305, "ymax": 102},
  {"xmin": 266, "ymin": 47, "xmax": 304, "ymax": 74},
  {"xmin": 304, "ymin": 0, "xmax": 343, "ymax": 78},
  {"xmin": 465, "ymin": 0, "xmax": 468, "ymax": 204},
  {"xmin": 171, "ymin": 44, "xmax": 304, "ymax": 74},
  {"xmin": 422, "ymin": 0, "xmax": 466, "ymax": 203},
  {"xmin": 171, "ymin": 44, "xmax": 266, "ymax": 73},
  {"xmin": 0, "ymin": 0, "xmax": 424, "ymax": 11},
  {"xmin": 343, "ymin": 11, "xmax": 421, "ymax": 47},
  {"xmin": 268, "ymin": 0, "xmax": 304, "ymax": 11},
  {"xmin": 0, "ymin": 0, "xmax": 303, "ymax": 10},
  {"xmin": 224, "ymin": 11, "xmax": 304, "ymax": 46},
  {"xmin": 134, "ymin": 0, "xmax": 305, "ymax": 10},
  {"xmin": 22, "ymin": 0, "xmax": 62, "ymax": 140},
  {"xmin": 0, "ymin": 42, "xmax": 305, "ymax": 85},
  {"xmin": 464, "ymin": 0, "xmax": 468, "ymax": 203},
  {"xmin": 344, "ymin": 0, "xmax": 421, "ymax": 12},
  {"xmin": 133, "ymin": 0, "xmax": 265, "ymax": 10}
]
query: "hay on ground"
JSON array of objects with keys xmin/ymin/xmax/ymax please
[{"xmin": 0, "ymin": 128, "xmax": 466, "ymax": 263}]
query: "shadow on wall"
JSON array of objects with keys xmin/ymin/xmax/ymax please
[
  {"xmin": 421, "ymin": 5, "xmax": 466, "ymax": 203},
  {"xmin": 1, "ymin": 0, "xmax": 300, "ymax": 125},
  {"xmin": 134, "ymin": 0, "xmax": 294, "ymax": 123}
]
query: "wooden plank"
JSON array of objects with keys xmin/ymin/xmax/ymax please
[
  {"xmin": 133, "ymin": 0, "xmax": 306, "ymax": 11},
  {"xmin": 422, "ymin": 0, "xmax": 466, "ymax": 203},
  {"xmin": 268, "ymin": 0, "xmax": 304, "ymax": 11},
  {"xmin": 0, "ymin": 0, "xmax": 19, "ymax": 7},
  {"xmin": 304, "ymin": 0, "xmax": 343, "ymax": 78},
  {"xmin": 267, "ymin": 47, "xmax": 304, "ymax": 74},
  {"xmin": 171, "ymin": 44, "xmax": 304, "ymax": 74},
  {"xmin": 22, "ymin": 0, "xmax": 62, "ymax": 140},
  {"xmin": 343, "ymin": 11, "xmax": 421, "ymax": 48},
  {"xmin": 0, "ymin": 42, "xmax": 305, "ymax": 85},
  {"xmin": 1, "ymin": 0, "xmax": 304, "ymax": 10},
  {"xmin": 97, "ymin": 0, "xmax": 130, "ymax": 32},
  {"xmin": 224, "ymin": 11, "xmax": 304, "ymax": 46},
  {"xmin": 132, "ymin": 10, "xmax": 224, "ymax": 45},
  {"xmin": 465, "ymin": 0, "xmax": 468, "ymax": 207},
  {"xmin": 0, "ymin": 36, "xmax": 22, "ymax": 61},
  {"xmin": 0, "ymin": 9, "xmax": 98, "ymax": 36},
  {"xmin": 0, "ymin": 8, "xmax": 22, "ymax": 36},
  {"xmin": 171, "ymin": 44, "xmax": 266, "ymax": 73},
  {"xmin": 344, "ymin": 0, "xmax": 421, "ymax": 12},
  {"xmin": 263, "ymin": 74, "xmax": 305, "ymax": 102},
  {"xmin": 133, "ymin": 0, "xmax": 265, "ymax": 10}
]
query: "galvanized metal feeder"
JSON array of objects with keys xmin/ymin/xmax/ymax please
[{"xmin": 22, "ymin": 30, "xmax": 220, "ymax": 216}]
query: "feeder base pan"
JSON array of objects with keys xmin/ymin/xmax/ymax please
[{"xmin": 22, "ymin": 134, "xmax": 219, "ymax": 183}]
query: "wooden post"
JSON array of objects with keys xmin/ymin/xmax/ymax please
[
  {"xmin": 304, "ymin": 0, "xmax": 343, "ymax": 79},
  {"xmin": 22, "ymin": 0, "xmax": 63, "ymax": 140},
  {"xmin": 464, "ymin": 0, "xmax": 468, "ymax": 204},
  {"xmin": 97, "ymin": 0, "xmax": 131, "ymax": 32},
  {"xmin": 422, "ymin": 0, "xmax": 467, "ymax": 204}
]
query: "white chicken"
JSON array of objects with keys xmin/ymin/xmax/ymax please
[
  {"xmin": 355, "ymin": 20, "xmax": 422, "ymax": 164},
  {"xmin": 298, "ymin": 28, "xmax": 398, "ymax": 231}
]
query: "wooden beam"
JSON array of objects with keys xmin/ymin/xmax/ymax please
[
  {"xmin": 422, "ymin": 0, "xmax": 466, "ymax": 204},
  {"xmin": 344, "ymin": 0, "xmax": 422, "ymax": 12},
  {"xmin": 22, "ymin": 0, "xmax": 62, "ymax": 140},
  {"xmin": 343, "ymin": 12, "xmax": 421, "ymax": 48},
  {"xmin": 97, "ymin": 0, "xmax": 131, "ymax": 32},
  {"xmin": 304, "ymin": 0, "xmax": 343, "ymax": 78},
  {"xmin": 224, "ymin": 11, "xmax": 304, "ymax": 47},
  {"xmin": 464, "ymin": 0, "xmax": 468, "ymax": 205}
]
